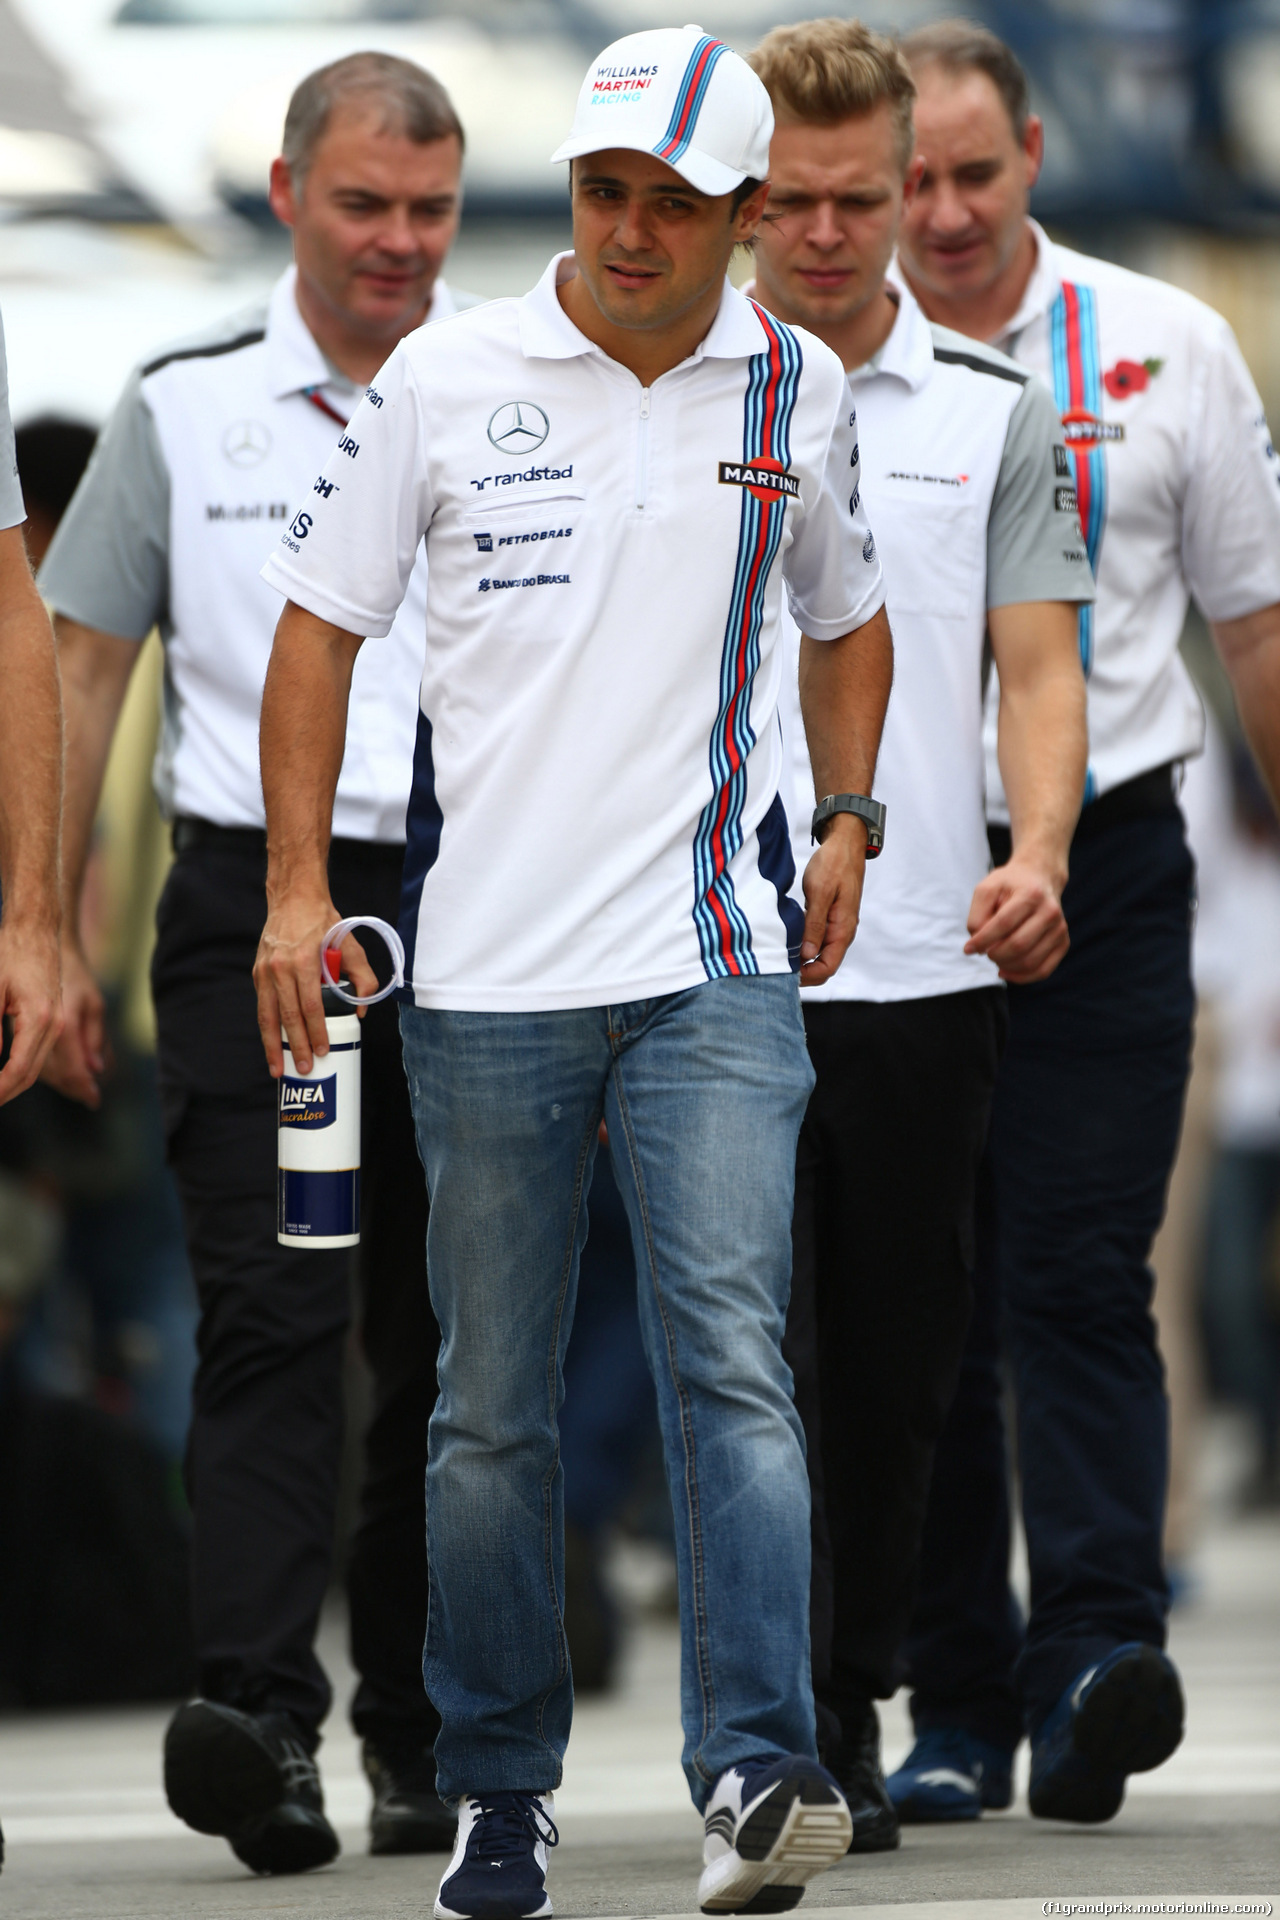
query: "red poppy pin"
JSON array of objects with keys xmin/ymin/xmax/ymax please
[{"xmin": 1103, "ymin": 357, "xmax": 1164, "ymax": 399}]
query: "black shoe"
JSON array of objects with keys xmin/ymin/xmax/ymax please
[
  {"xmin": 364, "ymin": 1738, "xmax": 457, "ymax": 1854},
  {"xmin": 827, "ymin": 1704, "xmax": 900, "ymax": 1854},
  {"xmin": 164, "ymin": 1698, "xmax": 340, "ymax": 1875},
  {"xmin": 562, "ymin": 1522, "xmax": 619, "ymax": 1694}
]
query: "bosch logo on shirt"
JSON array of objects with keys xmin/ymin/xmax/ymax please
[{"xmin": 280, "ymin": 1076, "xmax": 336, "ymax": 1128}]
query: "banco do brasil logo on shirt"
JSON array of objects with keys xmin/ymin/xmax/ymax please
[{"xmin": 488, "ymin": 403, "xmax": 549, "ymax": 456}]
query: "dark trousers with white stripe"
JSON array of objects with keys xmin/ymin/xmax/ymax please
[
  {"xmin": 904, "ymin": 799, "xmax": 1195, "ymax": 1744},
  {"xmin": 152, "ymin": 828, "xmax": 439, "ymax": 1747}
]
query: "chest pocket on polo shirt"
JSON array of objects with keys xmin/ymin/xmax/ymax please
[
  {"xmin": 865, "ymin": 482, "xmax": 983, "ymax": 620},
  {"xmin": 462, "ymin": 492, "xmax": 584, "ymax": 565}
]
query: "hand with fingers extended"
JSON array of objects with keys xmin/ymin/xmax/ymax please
[
  {"xmin": 254, "ymin": 888, "xmax": 378, "ymax": 1078},
  {"xmin": 40, "ymin": 935, "xmax": 108, "ymax": 1107},
  {"xmin": 0, "ymin": 917, "xmax": 63, "ymax": 1105},
  {"xmin": 798, "ymin": 812, "xmax": 867, "ymax": 988},
  {"xmin": 964, "ymin": 848, "xmax": 1069, "ymax": 985}
]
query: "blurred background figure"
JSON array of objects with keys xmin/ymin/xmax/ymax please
[
  {"xmin": 0, "ymin": 400, "xmax": 197, "ymax": 1716},
  {"xmin": 1194, "ymin": 737, "xmax": 1280, "ymax": 1512},
  {"xmin": 1, "ymin": 414, "xmax": 197, "ymax": 1472},
  {"xmin": 0, "ymin": 298, "xmax": 190, "ymax": 1798}
]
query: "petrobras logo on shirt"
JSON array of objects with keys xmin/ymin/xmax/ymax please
[
  {"xmin": 498, "ymin": 526, "xmax": 572, "ymax": 549},
  {"xmin": 280, "ymin": 1075, "xmax": 336, "ymax": 1128}
]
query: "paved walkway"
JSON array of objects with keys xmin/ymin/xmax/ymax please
[{"xmin": 2, "ymin": 1510, "xmax": 1277, "ymax": 1918}]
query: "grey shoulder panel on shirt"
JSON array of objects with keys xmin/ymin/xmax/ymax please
[
  {"xmin": 142, "ymin": 325, "xmax": 265, "ymax": 379},
  {"xmin": 38, "ymin": 363, "xmax": 171, "ymax": 642},
  {"xmin": 138, "ymin": 299, "xmax": 272, "ymax": 381},
  {"xmin": 986, "ymin": 374, "xmax": 1095, "ymax": 610},
  {"xmin": 40, "ymin": 299, "xmax": 273, "ymax": 639},
  {"xmin": 928, "ymin": 322, "xmax": 1029, "ymax": 387}
]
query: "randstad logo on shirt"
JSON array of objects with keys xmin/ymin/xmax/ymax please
[
  {"xmin": 280, "ymin": 1076, "xmax": 336, "ymax": 1128},
  {"xmin": 718, "ymin": 460, "xmax": 801, "ymax": 500}
]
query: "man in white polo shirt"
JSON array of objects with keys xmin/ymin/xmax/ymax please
[
  {"xmin": 744, "ymin": 18, "xmax": 1090, "ymax": 1854},
  {"xmin": 254, "ymin": 26, "xmax": 893, "ymax": 1918},
  {"xmin": 39, "ymin": 54, "xmax": 473, "ymax": 1873},
  {"xmin": 889, "ymin": 19, "xmax": 1280, "ymax": 1828}
]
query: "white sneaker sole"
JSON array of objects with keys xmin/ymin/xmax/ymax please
[
  {"xmin": 435, "ymin": 1898, "xmax": 552, "ymax": 1919},
  {"xmin": 699, "ymin": 1786, "xmax": 852, "ymax": 1914}
]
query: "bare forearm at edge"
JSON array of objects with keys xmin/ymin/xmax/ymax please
[
  {"xmin": 1214, "ymin": 605, "xmax": 1280, "ymax": 812},
  {"xmin": 0, "ymin": 584, "xmax": 63, "ymax": 924},
  {"xmin": 260, "ymin": 605, "xmax": 362, "ymax": 898},
  {"xmin": 54, "ymin": 616, "xmax": 138, "ymax": 926},
  {"xmin": 798, "ymin": 607, "xmax": 894, "ymax": 800},
  {"xmin": 997, "ymin": 667, "xmax": 1087, "ymax": 878}
]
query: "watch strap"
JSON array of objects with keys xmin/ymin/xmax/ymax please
[{"xmin": 811, "ymin": 792, "xmax": 885, "ymax": 857}]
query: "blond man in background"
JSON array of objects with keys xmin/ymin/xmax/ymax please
[{"xmin": 746, "ymin": 18, "xmax": 1089, "ymax": 1850}]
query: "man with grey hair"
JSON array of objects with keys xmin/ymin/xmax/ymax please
[{"xmin": 39, "ymin": 52, "xmax": 473, "ymax": 1875}]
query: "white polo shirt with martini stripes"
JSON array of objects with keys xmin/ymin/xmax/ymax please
[
  {"xmin": 262, "ymin": 251, "xmax": 885, "ymax": 1013},
  {"xmin": 983, "ymin": 220, "xmax": 1280, "ymax": 818}
]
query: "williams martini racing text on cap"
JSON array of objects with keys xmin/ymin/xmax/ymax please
[{"xmin": 551, "ymin": 24, "xmax": 774, "ymax": 195}]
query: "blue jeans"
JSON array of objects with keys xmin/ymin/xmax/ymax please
[{"xmin": 400, "ymin": 974, "xmax": 817, "ymax": 1809}]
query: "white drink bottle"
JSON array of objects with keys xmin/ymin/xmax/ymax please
[{"xmin": 276, "ymin": 916, "xmax": 405, "ymax": 1250}]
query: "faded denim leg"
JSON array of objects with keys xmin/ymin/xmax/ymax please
[
  {"xmin": 603, "ymin": 973, "xmax": 818, "ymax": 1809},
  {"xmin": 400, "ymin": 1003, "xmax": 611, "ymax": 1801}
]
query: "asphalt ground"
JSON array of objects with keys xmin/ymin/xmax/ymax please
[{"xmin": 2, "ymin": 1508, "xmax": 1277, "ymax": 1919}]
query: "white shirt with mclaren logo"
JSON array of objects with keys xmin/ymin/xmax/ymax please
[
  {"xmin": 983, "ymin": 221, "xmax": 1280, "ymax": 816},
  {"xmin": 262, "ymin": 251, "xmax": 885, "ymax": 1013},
  {"xmin": 770, "ymin": 278, "xmax": 1093, "ymax": 1003},
  {"xmin": 40, "ymin": 266, "xmax": 468, "ymax": 842}
]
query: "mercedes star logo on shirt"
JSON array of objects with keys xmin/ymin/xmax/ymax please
[
  {"xmin": 222, "ymin": 419, "xmax": 272, "ymax": 468},
  {"xmin": 487, "ymin": 402, "xmax": 549, "ymax": 456}
]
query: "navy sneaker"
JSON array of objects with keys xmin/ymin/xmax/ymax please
[
  {"xmin": 699, "ymin": 1755, "xmax": 852, "ymax": 1913},
  {"xmin": 435, "ymin": 1791, "xmax": 558, "ymax": 1919},
  {"xmin": 885, "ymin": 1729, "xmax": 1014, "ymax": 1823},
  {"xmin": 1029, "ymin": 1643, "xmax": 1184, "ymax": 1824}
]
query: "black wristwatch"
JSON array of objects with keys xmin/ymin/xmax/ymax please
[{"xmin": 811, "ymin": 792, "xmax": 886, "ymax": 857}]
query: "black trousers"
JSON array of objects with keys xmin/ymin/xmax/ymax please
[
  {"xmin": 785, "ymin": 987, "xmax": 1007, "ymax": 1758},
  {"xmin": 152, "ymin": 828, "xmax": 439, "ymax": 1744},
  {"xmin": 903, "ymin": 803, "xmax": 1195, "ymax": 1743}
]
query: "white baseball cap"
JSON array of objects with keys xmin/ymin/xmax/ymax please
[{"xmin": 550, "ymin": 24, "xmax": 774, "ymax": 197}]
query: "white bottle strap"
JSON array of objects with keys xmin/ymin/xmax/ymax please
[{"xmin": 320, "ymin": 916, "xmax": 406, "ymax": 1007}]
